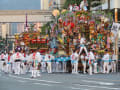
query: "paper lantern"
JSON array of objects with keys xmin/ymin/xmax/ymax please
[{"xmin": 52, "ymin": 9, "xmax": 60, "ymax": 17}]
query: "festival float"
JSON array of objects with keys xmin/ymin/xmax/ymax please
[
  {"xmin": 46, "ymin": 9, "xmax": 114, "ymax": 56},
  {"xmin": 14, "ymin": 9, "xmax": 114, "ymax": 56},
  {"xmin": 14, "ymin": 24, "xmax": 49, "ymax": 53}
]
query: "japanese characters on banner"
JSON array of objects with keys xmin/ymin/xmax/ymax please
[{"xmin": 111, "ymin": 22, "xmax": 120, "ymax": 38}]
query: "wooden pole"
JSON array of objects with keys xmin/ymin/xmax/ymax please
[{"xmin": 115, "ymin": 8, "xmax": 119, "ymax": 70}]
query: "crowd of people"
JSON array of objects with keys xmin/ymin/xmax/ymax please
[{"xmin": 0, "ymin": 43, "xmax": 117, "ymax": 78}]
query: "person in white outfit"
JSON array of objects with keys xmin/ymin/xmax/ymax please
[
  {"xmin": 69, "ymin": 4, "xmax": 73, "ymax": 12},
  {"xmin": 88, "ymin": 50, "xmax": 95, "ymax": 75},
  {"xmin": 102, "ymin": 50, "xmax": 110, "ymax": 74},
  {"xmin": 94, "ymin": 52, "xmax": 98, "ymax": 74},
  {"xmin": 5, "ymin": 52, "xmax": 12, "ymax": 73},
  {"xmin": 45, "ymin": 52, "xmax": 54, "ymax": 73},
  {"xmin": 71, "ymin": 50, "xmax": 79, "ymax": 74},
  {"xmin": 80, "ymin": 0, "xmax": 88, "ymax": 11},
  {"xmin": 79, "ymin": 35, "xmax": 88, "ymax": 56},
  {"xmin": 81, "ymin": 53, "xmax": 88, "ymax": 74},
  {"xmin": 111, "ymin": 51, "xmax": 117, "ymax": 73},
  {"xmin": 0, "ymin": 52, "xmax": 6, "ymax": 72},
  {"xmin": 12, "ymin": 49, "xmax": 24, "ymax": 75},
  {"xmin": 29, "ymin": 50, "xmax": 42, "ymax": 78}
]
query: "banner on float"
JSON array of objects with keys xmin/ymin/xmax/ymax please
[{"xmin": 111, "ymin": 22, "xmax": 120, "ymax": 38}]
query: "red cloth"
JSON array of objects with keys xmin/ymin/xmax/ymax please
[
  {"xmin": 63, "ymin": 22, "xmax": 75, "ymax": 29},
  {"xmin": 8, "ymin": 56, "xmax": 10, "ymax": 62}
]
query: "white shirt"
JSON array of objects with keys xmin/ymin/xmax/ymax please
[
  {"xmin": 12, "ymin": 52, "xmax": 24, "ymax": 61},
  {"xmin": 0, "ymin": 53, "xmax": 6, "ymax": 60},
  {"xmin": 112, "ymin": 54, "xmax": 117, "ymax": 60},
  {"xmin": 102, "ymin": 53, "xmax": 110, "ymax": 61},
  {"xmin": 69, "ymin": 5, "xmax": 73, "ymax": 12},
  {"xmin": 80, "ymin": 55, "xmax": 84, "ymax": 60},
  {"xmin": 80, "ymin": 0, "xmax": 88, "ymax": 9},
  {"xmin": 88, "ymin": 51, "xmax": 95, "ymax": 60},
  {"xmin": 45, "ymin": 54, "xmax": 54, "ymax": 61},
  {"xmin": 80, "ymin": 37, "xmax": 86, "ymax": 44},
  {"xmin": 29, "ymin": 52, "xmax": 42, "ymax": 62},
  {"xmin": 71, "ymin": 52, "xmax": 79, "ymax": 61}
]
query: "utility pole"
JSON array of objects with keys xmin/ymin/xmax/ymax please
[{"xmin": 108, "ymin": 0, "xmax": 110, "ymax": 10}]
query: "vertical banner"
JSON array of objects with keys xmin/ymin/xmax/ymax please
[
  {"xmin": 111, "ymin": 22, "xmax": 120, "ymax": 38},
  {"xmin": 111, "ymin": 22, "xmax": 120, "ymax": 58}
]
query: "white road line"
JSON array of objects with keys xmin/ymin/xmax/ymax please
[
  {"xmin": 17, "ymin": 80, "xmax": 27, "ymax": 83},
  {"xmin": 82, "ymin": 80, "xmax": 115, "ymax": 85},
  {"xmin": 74, "ymin": 84, "xmax": 119, "ymax": 90},
  {"xmin": 70, "ymin": 87, "xmax": 90, "ymax": 90},
  {"xmin": 9, "ymin": 75, "xmax": 62, "ymax": 84},
  {"xmin": 33, "ymin": 83, "xmax": 52, "ymax": 86}
]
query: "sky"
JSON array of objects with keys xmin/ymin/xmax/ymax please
[{"xmin": 0, "ymin": 0, "xmax": 41, "ymax": 10}]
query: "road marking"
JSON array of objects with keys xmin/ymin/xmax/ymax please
[
  {"xmin": 33, "ymin": 83, "xmax": 52, "ymax": 86},
  {"xmin": 70, "ymin": 87, "xmax": 90, "ymax": 90},
  {"xmin": 82, "ymin": 80, "xmax": 115, "ymax": 85},
  {"xmin": 17, "ymin": 80, "xmax": 27, "ymax": 83},
  {"xmin": 9, "ymin": 75, "xmax": 62, "ymax": 84},
  {"xmin": 74, "ymin": 84, "xmax": 119, "ymax": 90}
]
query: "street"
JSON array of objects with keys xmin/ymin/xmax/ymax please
[{"xmin": 0, "ymin": 71, "xmax": 120, "ymax": 90}]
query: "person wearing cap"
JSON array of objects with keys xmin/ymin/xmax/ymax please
[
  {"xmin": 12, "ymin": 49, "xmax": 24, "ymax": 75},
  {"xmin": 88, "ymin": 49, "xmax": 95, "ymax": 75},
  {"xmin": 102, "ymin": 50, "xmax": 110, "ymax": 74}
]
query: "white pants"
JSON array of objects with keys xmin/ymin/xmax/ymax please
[
  {"xmin": 15, "ymin": 62, "xmax": 21, "ymax": 75},
  {"xmin": 6, "ymin": 63, "xmax": 11, "ymax": 73},
  {"xmin": 41, "ymin": 62, "xmax": 46, "ymax": 72},
  {"xmin": 56, "ymin": 62, "xmax": 59, "ymax": 72},
  {"xmin": 63, "ymin": 62, "xmax": 66, "ymax": 72},
  {"xmin": 20, "ymin": 62, "xmax": 26, "ymax": 74},
  {"xmin": 82, "ymin": 61, "xmax": 86, "ymax": 74},
  {"xmin": 32, "ymin": 69, "xmax": 40, "ymax": 77},
  {"xmin": 79, "ymin": 46, "xmax": 88, "ymax": 55},
  {"xmin": 103, "ymin": 62, "xmax": 109, "ymax": 73},
  {"xmin": 94, "ymin": 63, "xmax": 98, "ymax": 73},
  {"xmin": 73, "ymin": 62, "xmax": 78, "ymax": 73},
  {"xmin": 1, "ymin": 61, "xmax": 6, "ymax": 72},
  {"xmin": 111, "ymin": 61, "xmax": 116, "ymax": 72},
  {"xmin": 89, "ymin": 64, "xmax": 93, "ymax": 75},
  {"xmin": 47, "ymin": 62, "xmax": 52, "ymax": 73}
]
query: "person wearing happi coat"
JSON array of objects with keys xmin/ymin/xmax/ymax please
[
  {"xmin": 0, "ymin": 52, "xmax": 6, "ymax": 72},
  {"xmin": 80, "ymin": 0, "xmax": 88, "ymax": 11},
  {"xmin": 88, "ymin": 49, "xmax": 95, "ymax": 75},
  {"xmin": 102, "ymin": 50, "xmax": 110, "ymax": 74},
  {"xmin": 79, "ymin": 35, "xmax": 88, "ymax": 56},
  {"xmin": 68, "ymin": 4, "xmax": 73, "ymax": 12},
  {"xmin": 70, "ymin": 50, "xmax": 79, "ymax": 74},
  {"xmin": 5, "ymin": 52, "xmax": 12, "ymax": 73},
  {"xmin": 94, "ymin": 52, "xmax": 99, "ymax": 74},
  {"xmin": 29, "ymin": 50, "xmax": 42, "ymax": 78},
  {"xmin": 45, "ymin": 52, "xmax": 54, "ymax": 74},
  {"xmin": 12, "ymin": 48, "xmax": 24, "ymax": 75},
  {"xmin": 111, "ymin": 51, "xmax": 117, "ymax": 73},
  {"xmin": 81, "ymin": 53, "xmax": 88, "ymax": 74}
]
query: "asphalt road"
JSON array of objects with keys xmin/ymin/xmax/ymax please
[{"xmin": 0, "ymin": 71, "xmax": 120, "ymax": 90}]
